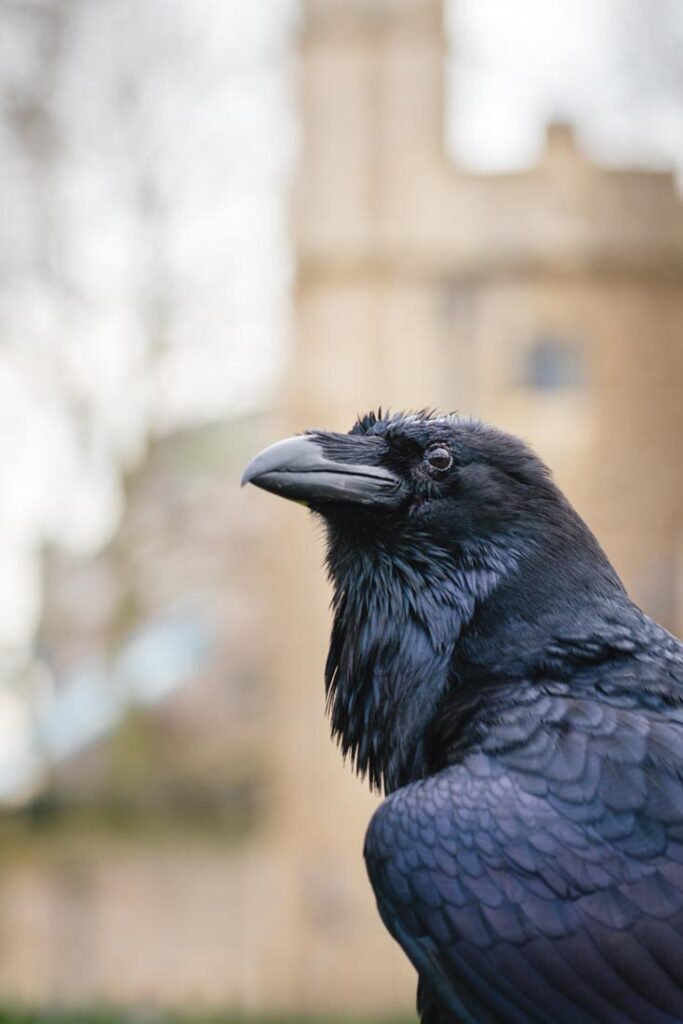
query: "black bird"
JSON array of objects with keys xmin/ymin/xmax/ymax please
[{"xmin": 242, "ymin": 410, "xmax": 683, "ymax": 1024}]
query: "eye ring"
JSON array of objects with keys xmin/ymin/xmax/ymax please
[{"xmin": 425, "ymin": 446, "xmax": 453, "ymax": 472}]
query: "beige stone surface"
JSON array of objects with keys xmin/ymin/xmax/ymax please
[{"xmin": 294, "ymin": 0, "xmax": 683, "ymax": 633}]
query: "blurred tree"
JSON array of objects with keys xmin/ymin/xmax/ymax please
[{"xmin": 0, "ymin": 0, "xmax": 294, "ymax": 647}]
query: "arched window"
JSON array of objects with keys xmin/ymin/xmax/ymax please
[{"xmin": 521, "ymin": 337, "xmax": 586, "ymax": 392}]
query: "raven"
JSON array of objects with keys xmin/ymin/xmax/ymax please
[{"xmin": 242, "ymin": 410, "xmax": 683, "ymax": 1024}]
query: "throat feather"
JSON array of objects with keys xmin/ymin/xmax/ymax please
[{"xmin": 324, "ymin": 551, "xmax": 503, "ymax": 793}]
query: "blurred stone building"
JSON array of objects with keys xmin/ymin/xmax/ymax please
[
  {"xmin": 264, "ymin": 0, "xmax": 683, "ymax": 1010},
  {"xmin": 0, "ymin": 417, "xmax": 278, "ymax": 1007},
  {"xmin": 1, "ymin": 0, "xmax": 682, "ymax": 1015},
  {"xmin": 293, "ymin": 0, "xmax": 683, "ymax": 630}
]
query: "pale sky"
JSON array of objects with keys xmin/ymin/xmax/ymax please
[{"xmin": 449, "ymin": 0, "xmax": 683, "ymax": 176}]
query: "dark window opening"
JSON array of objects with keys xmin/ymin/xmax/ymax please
[{"xmin": 521, "ymin": 337, "xmax": 586, "ymax": 392}]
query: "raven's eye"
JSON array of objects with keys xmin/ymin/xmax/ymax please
[{"xmin": 426, "ymin": 446, "xmax": 453, "ymax": 471}]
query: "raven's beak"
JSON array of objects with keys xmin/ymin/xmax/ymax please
[{"xmin": 241, "ymin": 434, "xmax": 402, "ymax": 507}]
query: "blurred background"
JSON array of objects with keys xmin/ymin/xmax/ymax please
[{"xmin": 0, "ymin": 0, "xmax": 682, "ymax": 1019}]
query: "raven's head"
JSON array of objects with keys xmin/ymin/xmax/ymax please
[
  {"xmin": 243, "ymin": 409, "xmax": 603, "ymax": 564},
  {"xmin": 243, "ymin": 410, "xmax": 624, "ymax": 790}
]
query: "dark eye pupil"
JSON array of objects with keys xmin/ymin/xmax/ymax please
[{"xmin": 427, "ymin": 447, "xmax": 452, "ymax": 470}]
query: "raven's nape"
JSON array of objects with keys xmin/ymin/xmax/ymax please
[{"xmin": 242, "ymin": 433, "xmax": 403, "ymax": 506}]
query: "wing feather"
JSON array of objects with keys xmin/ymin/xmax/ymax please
[{"xmin": 365, "ymin": 693, "xmax": 683, "ymax": 1024}]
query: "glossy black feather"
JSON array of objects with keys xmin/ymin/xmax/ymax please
[{"xmin": 278, "ymin": 411, "xmax": 683, "ymax": 1022}]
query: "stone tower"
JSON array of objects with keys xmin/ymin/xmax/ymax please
[
  {"xmin": 291, "ymin": 0, "xmax": 683, "ymax": 628},
  {"xmin": 266, "ymin": 0, "xmax": 683, "ymax": 1011}
]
